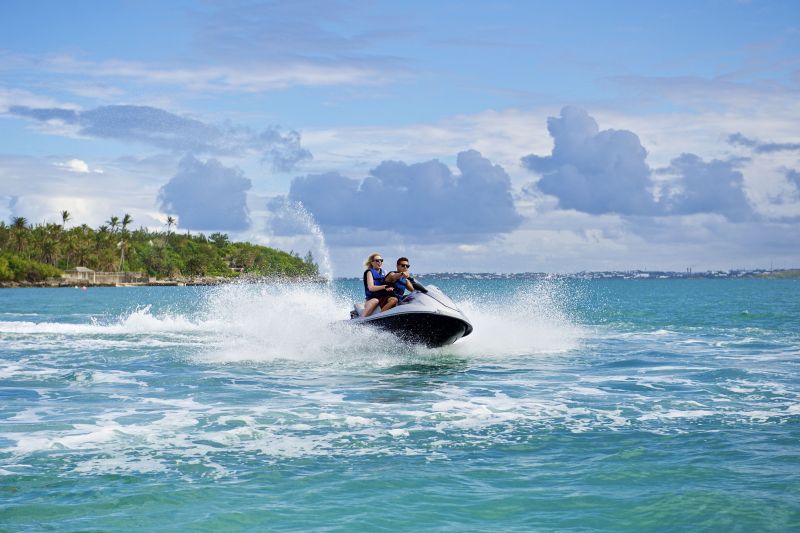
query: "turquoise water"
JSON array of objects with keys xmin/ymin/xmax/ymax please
[{"xmin": 1, "ymin": 278, "xmax": 799, "ymax": 531}]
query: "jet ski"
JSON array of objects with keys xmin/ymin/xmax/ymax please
[{"xmin": 349, "ymin": 284, "xmax": 473, "ymax": 347}]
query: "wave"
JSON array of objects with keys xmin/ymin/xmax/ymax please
[
  {"xmin": 193, "ymin": 279, "xmax": 584, "ymax": 362},
  {"xmin": 0, "ymin": 280, "xmax": 584, "ymax": 363},
  {"xmin": 450, "ymin": 280, "xmax": 583, "ymax": 357},
  {"xmin": 0, "ymin": 306, "xmax": 207, "ymax": 336}
]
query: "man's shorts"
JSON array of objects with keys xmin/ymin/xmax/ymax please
[{"xmin": 369, "ymin": 289, "xmax": 396, "ymax": 307}]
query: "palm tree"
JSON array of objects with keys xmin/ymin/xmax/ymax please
[
  {"xmin": 63, "ymin": 231, "xmax": 77, "ymax": 266},
  {"xmin": 121, "ymin": 213, "xmax": 133, "ymax": 233},
  {"xmin": 11, "ymin": 216, "xmax": 27, "ymax": 230},
  {"xmin": 94, "ymin": 225, "xmax": 110, "ymax": 270},
  {"xmin": 210, "ymin": 232, "xmax": 229, "ymax": 247},
  {"xmin": 11, "ymin": 216, "xmax": 28, "ymax": 254},
  {"xmin": 0, "ymin": 221, "xmax": 9, "ymax": 251},
  {"xmin": 74, "ymin": 228, "xmax": 91, "ymax": 266},
  {"xmin": 117, "ymin": 240, "xmax": 129, "ymax": 272},
  {"xmin": 115, "ymin": 214, "xmax": 133, "ymax": 271},
  {"xmin": 41, "ymin": 233, "xmax": 57, "ymax": 265},
  {"xmin": 107, "ymin": 216, "xmax": 120, "ymax": 234},
  {"xmin": 166, "ymin": 216, "xmax": 176, "ymax": 235},
  {"xmin": 61, "ymin": 210, "xmax": 71, "ymax": 228}
]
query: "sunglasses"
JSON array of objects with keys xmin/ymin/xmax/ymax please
[
  {"xmin": 373, "ymin": 258, "xmax": 383, "ymax": 263},
  {"xmin": 399, "ymin": 263, "xmax": 410, "ymax": 268}
]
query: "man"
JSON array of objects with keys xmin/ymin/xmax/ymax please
[{"xmin": 383, "ymin": 257, "xmax": 420, "ymax": 302}]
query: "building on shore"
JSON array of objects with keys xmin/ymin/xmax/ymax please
[
  {"xmin": 62, "ymin": 267, "xmax": 149, "ymax": 285},
  {"xmin": 63, "ymin": 266, "xmax": 96, "ymax": 283}
]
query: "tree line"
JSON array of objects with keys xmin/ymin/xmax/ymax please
[{"xmin": 0, "ymin": 211, "xmax": 319, "ymax": 282}]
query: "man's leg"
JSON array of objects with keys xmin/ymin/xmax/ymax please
[{"xmin": 381, "ymin": 297, "xmax": 398, "ymax": 311}]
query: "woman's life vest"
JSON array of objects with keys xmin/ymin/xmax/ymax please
[{"xmin": 363, "ymin": 267, "xmax": 387, "ymax": 298}]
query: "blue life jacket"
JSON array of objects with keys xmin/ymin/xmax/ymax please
[
  {"xmin": 363, "ymin": 267, "xmax": 387, "ymax": 298},
  {"xmin": 388, "ymin": 271, "xmax": 410, "ymax": 298}
]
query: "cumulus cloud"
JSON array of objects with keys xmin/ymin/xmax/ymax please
[
  {"xmin": 279, "ymin": 149, "xmax": 522, "ymax": 242},
  {"xmin": 8, "ymin": 104, "xmax": 311, "ymax": 171},
  {"xmin": 728, "ymin": 133, "xmax": 800, "ymax": 153},
  {"xmin": 522, "ymin": 106, "xmax": 760, "ymax": 221},
  {"xmin": 158, "ymin": 155, "xmax": 252, "ymax": 231},
  {"xmin": 774, "ymin": 168, "xmax": 800, "ymax": 210},
  {"xmin": 787, "ymin": 169, "xmax": 800, "ymax": 190},
  {"xmin": 521, "ymin": 106, "xmax": 661, "ymax": 215},
  {"xmin": 656, "ymin": 154, "xmax": 753, "ymax": 221}
]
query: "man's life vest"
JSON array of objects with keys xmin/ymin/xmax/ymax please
[{"xmin": 388, "ymin": 271, "xmax": 409, "ymax": 298}]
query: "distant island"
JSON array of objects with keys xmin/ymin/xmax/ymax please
[
  {"xmin": 0, "ymin": 212, "xmax": 319, "ymax": 287},
  {"xmin": 419, "ymin": 269, "xmax": 800, "ymax": 280}
]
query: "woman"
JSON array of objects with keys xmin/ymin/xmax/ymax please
[{"xmin": 362, "ymin": 252, "xmax": 398, "ymax": 317}]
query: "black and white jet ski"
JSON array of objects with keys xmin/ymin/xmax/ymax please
[{"xmin": 349, "ymin": 284, "xmax": 473, "ymax": 347}]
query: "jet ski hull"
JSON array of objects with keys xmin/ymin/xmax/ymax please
[
  {"xmin": 357, "ymin": 311, "xmax": 472, "ymax": 347},
  {"xmin": 348, "ymin": 284, "xmax": 473, "ymax": 348}
]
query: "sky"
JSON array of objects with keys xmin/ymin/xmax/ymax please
[{"xmin": 1, "ymin": 0, "xmax": 799, "ymax": 275}]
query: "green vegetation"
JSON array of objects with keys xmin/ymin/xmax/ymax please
[
  {"xmin": 757, "ymin": 269, "xmax": 800, "ymax": 279},
  {"xmin": 0, "ymin": 213, "xmax": 319, "ymax": 282}
]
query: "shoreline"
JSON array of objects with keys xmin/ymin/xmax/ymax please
[
  {"xmin": 2, "ymin": 269, "xmax": 798, "ymax": 288},
  {"xmin": 0, "ymin": 275, "xmax": 329, "ymax": 288}
]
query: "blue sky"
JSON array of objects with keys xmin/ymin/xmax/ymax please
[{"xmin": 1, "ymin": 0, "xmax": 798, "ymax": 274}]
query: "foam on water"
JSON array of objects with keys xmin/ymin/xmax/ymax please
[
  {"xmin": 291, "ymin": 201, "xmax": 334, "ymax": 282},
  {"xmin": 451, "ymin": 280, "xmax": 583, "ymax": 357},
  {"xmin": 0, "ymin": 306, "xmax": 205, "ymax": 335},
  {"xmin": 0, "ymin": 279, "xmax": 594, "ymax": 477},
  {"xmin": 2, "ymin": 278, "xmax": 799, "ymax": 530},
  {"xmin": 194, "ymin": 282, "xmax": 388, "ymax": 363},
  {"xmin": 266, "ymin": 199, "xmax": 334, "ymax": 281},
  {"xmin": 0, "ymin": 278, "xmax": 583, "ymax": 364},
  {"xmin": 192, "ymin": 278, "xmax": 584, "ymax": 363}
]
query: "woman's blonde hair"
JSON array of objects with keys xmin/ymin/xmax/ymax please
[{"xmin": 364, "ymin": 252, "xmax": 382, "ymax": 268}]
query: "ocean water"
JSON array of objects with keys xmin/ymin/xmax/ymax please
[{"xmin": 1, "ymin": 277, "xmax": 798, "ymax": 531}]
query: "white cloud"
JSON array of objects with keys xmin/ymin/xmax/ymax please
[
  {"xmin": 27, "ymin": 53, "xmax": 396, "ymax": 93},
  {"xmin": 0, "ymin": 154, "xmax": 166, "ymax": 228},
  {"xmin": 0, "ymin": 86, "xmax": 75, "ymax": 114},
  {"xmin": 66, "ymin": 159, "xmax": 89, "ymax": 173},
  {"xmin": 2, "ymin": 89, "xmax": 798, "ymax": 273},
  {"xmin": 5, "ymin": 194, "xmax": 164, "ymax": 230},
  {"xmin": 457, "ymin": 244, "xmax": 485, "ymax": 253},
  {"xmin": 11, "ymin": 104, "xmax": 311, "ymax": 171},
  {"xmin": 302, "ymin": 101, "xmax": 800, "ymax": 217},
  {"xmin": 300, "ymin": 108, "xmax": 556, "ymax": 183},
  {"xmin": 54, "ymin": 159, "xmax": 103, "ymax": 174}
]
